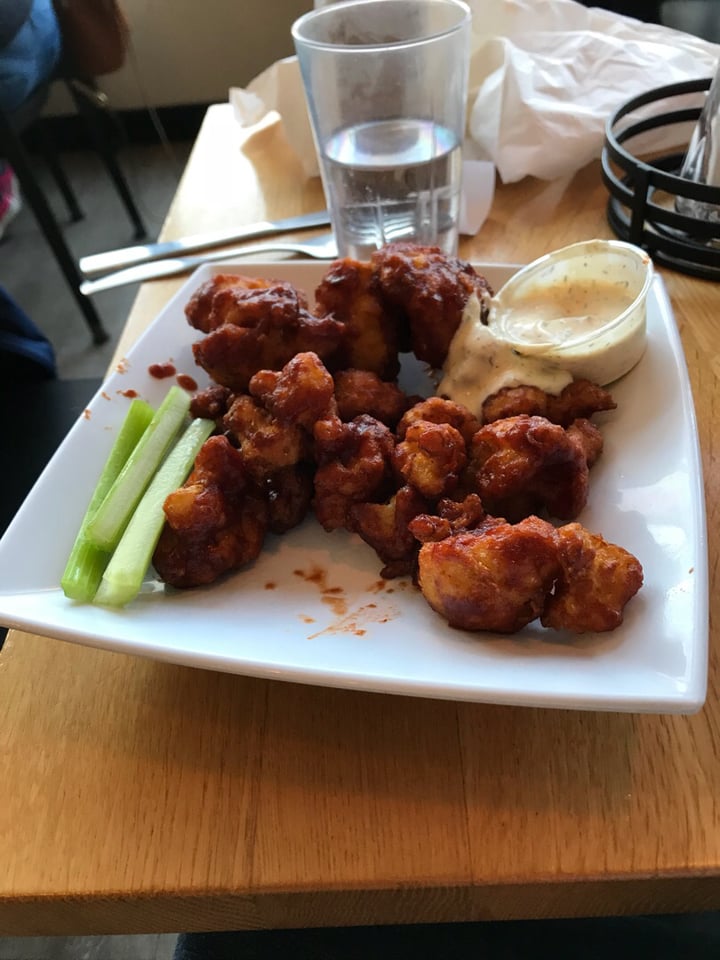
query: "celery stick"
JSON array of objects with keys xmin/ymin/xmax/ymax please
[
  {"xmin": 61, "ymin": 397, "xmax": 154, "ymax": 601},
  {"xmin": 94, "ymin": 417, "xmax": 215, "ymax": 607},
  {"xmin": 86, "ymin": 386, "xmax": 191, "ymax": 552}
]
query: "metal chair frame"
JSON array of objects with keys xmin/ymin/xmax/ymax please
[{"xmin": 0, "ymin": 79, "xmax": 148, "ymax": 345}]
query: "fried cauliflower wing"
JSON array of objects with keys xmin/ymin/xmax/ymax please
[
  {"xmin": 153, "ymin": 435, "xmax": 268, "ymax": 588},
  {"xmin": 415, "ymin": 515, "xmax": 561, "ymax": 632},
  {"xmin": 396, "ymin": 396, "xmax": 481, "ymax": 446},
  {"xmin": 249, "ymin": 351, "xmax": 336, "ymax": 430},
  {"xmin": 566, "ymin": 417, "xmax": 604, "ymax": 469},
  {"xmin": 334, "ymin": 369, "xmax": 416, "ymax": 429},
  {"xmin": 408, "ymin": 493, "xmax": 486, "ymax": 544},
  {"xmin": 548, "ymin": 379, "xmax": 617, "ymax": 425},
  {"xmin": 260, "ymin": 463, "xmax": 315, "ymax": 535},
  {"xmin": 192, "ymin": 293, "xmax": 344, "ymax": 393},
  {"xmin": 541, "ymin": 522, "xmax": 643, "ymax": 633},
  {"xmin": 394, "ymin": 420, "xmax": 467, "ymax": 499},
  {"xmin": 350, "ymin": 484, "xmax": 430, "ymax": 579},
  {"xmin": 184, "ymin": 273, "xmax": 280, "ymax": 333},
  {"xmin": 222, "ymin": 394, "xmax": 308, "ymax": 480},
  {"xmin": 466, "ymin": 414, "xmax": 590, "ymax": 521},
  {"xmin": 482, "ymin": 379, "xmax": 616, "ymax": 427},
  {"xmin": 312, "ymin": 414, "xmax": 396, "ymax": 531},
  {"xmin": 315, "ymin": 258, "xmax": 400, "ymax": 379},
  {"xmin": 186, "ymin": 277, "xmax": 308, "ymax": 333},
  {"xmin": 372, "ymin": 242, "xmax": 493, "ymax": 369},
  {"xmin": 189, "ymin": 384, "xmax": 232, "ymax": 424}
]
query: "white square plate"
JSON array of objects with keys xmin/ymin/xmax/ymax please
[{"xmin": 0, "ymin": 261, "xmax": 708, "ymax": 713}]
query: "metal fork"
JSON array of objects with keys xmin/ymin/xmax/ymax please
[{"xmin": 79, "ymin": 233, "xmax": 339, "ymax": 296}]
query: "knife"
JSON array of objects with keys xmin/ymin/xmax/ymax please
[
  {"xmin": 78, "ymin": 210, "xmax": 332, "ymax": 278},
  {"xmin": 78, "ymin": 233, "xmax": 339, "ymax": 296}
]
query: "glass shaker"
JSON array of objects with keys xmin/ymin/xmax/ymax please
[{"xmin": 676, "ymin": 61, "xmax": 720, "ymax": 222}]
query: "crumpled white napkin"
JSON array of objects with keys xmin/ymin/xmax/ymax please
[
  {"xmin": 230, "ymin": 0, "xmax": 720, "ymax": 225},
  {"xmin": 464, "ymin": 0, "xmax": 720, "ymax": 182}
]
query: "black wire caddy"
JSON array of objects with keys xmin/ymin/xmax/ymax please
[{"xmin": 601, "ymin": 76, "xmax": 720, "ymax": 280}]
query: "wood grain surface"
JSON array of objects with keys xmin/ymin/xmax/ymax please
[{"xmin": 1, "ymin": 104, "xmax": 718, "ymax": 936}]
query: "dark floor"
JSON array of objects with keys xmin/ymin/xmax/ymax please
[
  {"xmin": 0, "ymin": 936, "xmax": 178, "ymax": 960},
  {"xmin": 1, "ymin": 136, "xmax": 192, "ymax": 381}
]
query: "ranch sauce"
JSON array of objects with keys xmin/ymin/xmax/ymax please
[
  {"xmin": 484, "ymin": 240, "xmax": 651, "ymax": 386},
  {"xmin": 438, "ymin": 294, "xmax": 572, "ymax": 415},
  {"xmin": 494, "ymin": 279, "xmax": 636, "ymax": 347}
]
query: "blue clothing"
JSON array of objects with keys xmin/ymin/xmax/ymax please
[
  {"xmin": 0, "ymin": 0, "xmax": 61, "ymax": 112},
  {"xmin": 0, "ymin": 1, "xmax": 32, "ymax": 49},
  {"xmin": 0, "ymin": 284, "xmax": 56, "ymax": 380}
]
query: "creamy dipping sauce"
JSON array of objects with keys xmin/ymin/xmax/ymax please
[
  {"xmin": 438, "ymin": 294, "xmax": 572, "ymax": 415},
  {"xmin": 493, "ymin": 279, "xmax": 636, "ymax": 347},
  {"xmin": 440, "ymin": 241, "xmax": 652, "ymax": 414},
  {"xmin": 486, "ymin": 240, "xmax": 653, "ymax": 386}
]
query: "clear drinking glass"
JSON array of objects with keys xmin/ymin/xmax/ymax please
[{"xmin": 292, "ymin": 0, "xmax": 472, "ymax": 259}]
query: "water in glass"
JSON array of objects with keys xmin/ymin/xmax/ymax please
[{"xmin": 322, "ymin": 117, "xmax": 462, "ymax": 260}]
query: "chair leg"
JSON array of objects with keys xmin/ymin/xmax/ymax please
[
  {"xmin": 0, "ymin": 112, "xmax": 109, "ymax": 346},
  {"xmin": 33, "ymin": 118, "xmax": 84, "ymax": 222},
  {"xmin": 68, "ymin": 81, "xmax": 148, "ymax": 240}
]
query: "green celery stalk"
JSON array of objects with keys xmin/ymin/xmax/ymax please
[
  {"xmin": 94, "ymin": 417, "xmax": 215, "ymax": 607},
  {"xmin": 85, "ymin": 385, "xmax": 191, "ymax": 552},
  {"xmin": 61, "ymin": 397, "xmax": 155, "ymax": 601}
]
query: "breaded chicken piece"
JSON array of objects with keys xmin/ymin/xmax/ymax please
[
  {"xmin": 153, "ymin": 435, "xmax": 268, "ymax": 588},
  {"xmin": 541, "ymin": 523, "xmax": 643, "ymax": 633},
  {"xmin": 415, "ymin": 515, "xmax": 561, "ymax": 632}
]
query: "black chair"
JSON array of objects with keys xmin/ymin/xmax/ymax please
[{"xmin": 0, "ymin": 77, "xmax": 147, "ymax": 346}]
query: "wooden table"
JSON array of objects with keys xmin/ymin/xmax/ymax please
[{"xmin": 1, "ymin": 104, "xmax": 718, "ymax": 937}]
